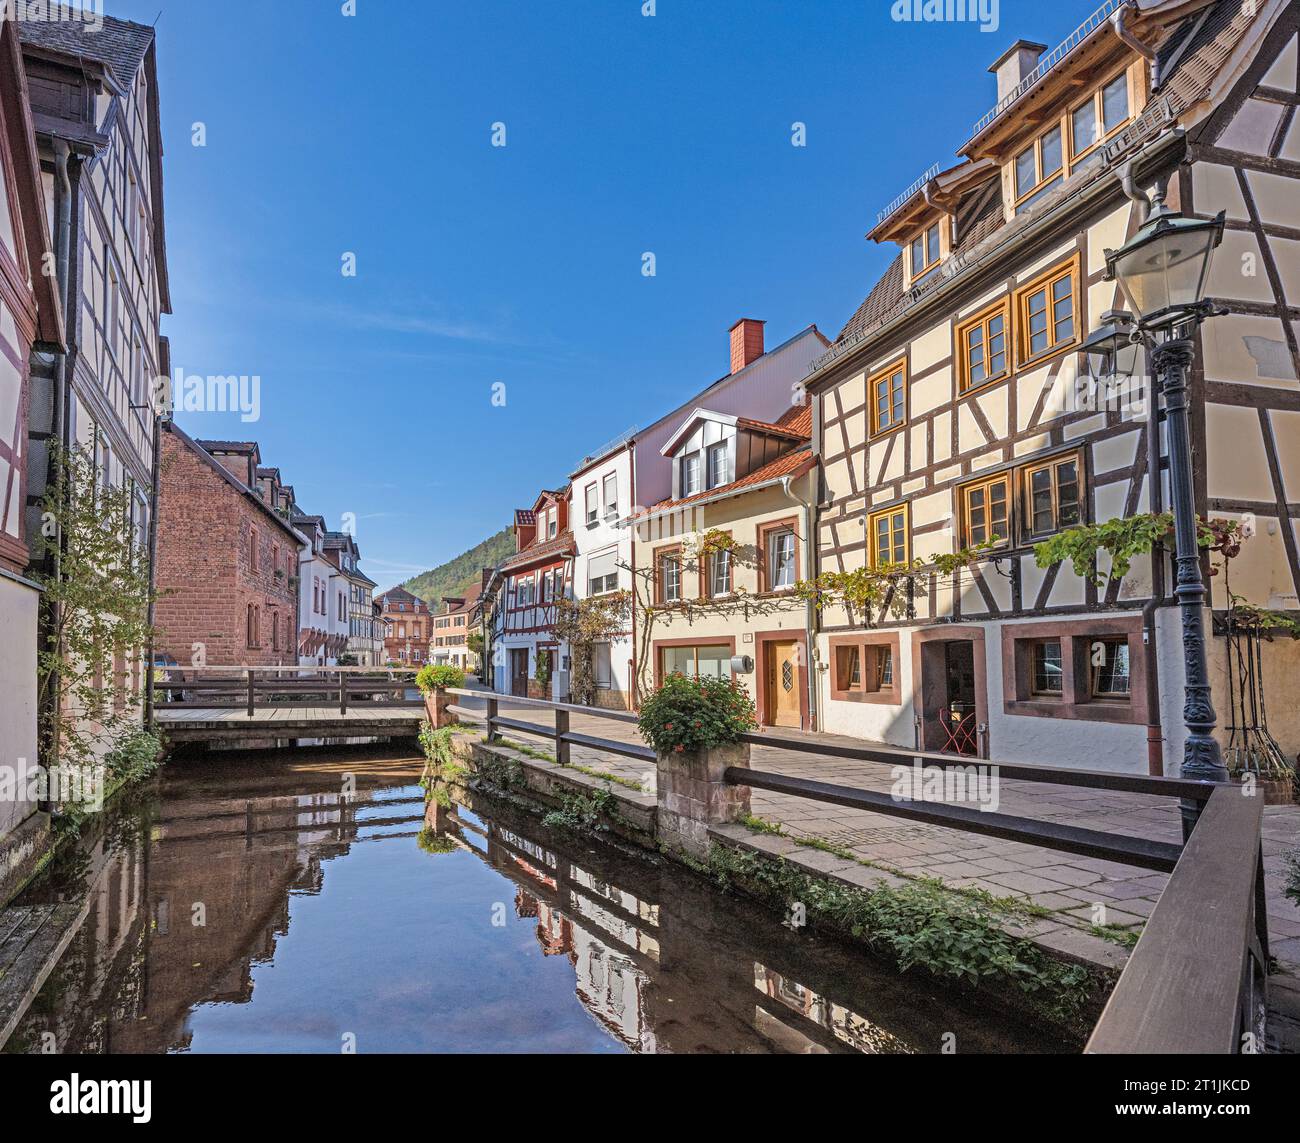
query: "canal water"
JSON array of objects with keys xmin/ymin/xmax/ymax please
[{"xmin": 3, "ymin": 745, "xmax": 1066, "ymax": 1054}]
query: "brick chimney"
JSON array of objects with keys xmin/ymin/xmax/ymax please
[
  {"xmin": 989, "ymin": 40, "xmax": 1047, "ymax": 103},
  {"xmin": 729, "ymin": 318, "xmax": 765, "ymax": 375}
]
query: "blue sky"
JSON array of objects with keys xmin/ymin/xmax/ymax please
[{"xmin": 111, "ymin": 0, "xmax": 1097, "ymax": 590}]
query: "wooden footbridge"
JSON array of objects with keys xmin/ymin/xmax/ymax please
[{"xmin": 153, "ymin": 666, "xmax": 426, "ymax": 747}]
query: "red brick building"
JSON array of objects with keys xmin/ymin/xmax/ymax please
[
  {"xmin": 155, "ymin": 428, "xmax": 303, "ymax": 668},
  {"xmin": 377, "ymin": 585, "xmax": 431, "ymax": 665}
]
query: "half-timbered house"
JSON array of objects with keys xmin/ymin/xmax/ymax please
[
  {"xmin": 18, "ymin": 14, "xmax": 170, "ymax": 752},
  {"xmin": 0, "ymin": 10, "xmax": 64, "ymax": 903},
  {"xmin": 491, "ymin": 489, "xmax": 575, "ymax": 698},
  {"xmin": 805, "ymin": 0, "xmax": 1300, "ymax": 773}
]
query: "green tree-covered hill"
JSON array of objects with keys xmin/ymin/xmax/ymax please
[{"xmin": 402, "ymin": 526, "xmax": 514, "ymax": 609}]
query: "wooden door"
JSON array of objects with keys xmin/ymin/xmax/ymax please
[
  {"xmin": 510, "ymin": 649, "xmax": 529, "ymax": 698},
  {"xmin": 764, "ymin": 640, "xmax": 801, "ymax": 729}
]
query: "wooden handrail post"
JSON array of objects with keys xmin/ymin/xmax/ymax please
[
  {"xmin": 554, "ymin": 709, "xmax": 570, "ymax": 765},
  {"xmin": 340, "ymin": 669, "xmax": 348, "ymax": 715},
  {"xmin": 247, "ymin": 669, "xmax": 255, "ymax": 717},
  {"xmin": 486, "ymin": 697, "xmax": 498, "ymax": 744}
]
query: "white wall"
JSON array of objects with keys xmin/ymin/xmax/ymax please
[{"xmin": 0, "ymin": 577, "xmax": 40, "ymax": 836}]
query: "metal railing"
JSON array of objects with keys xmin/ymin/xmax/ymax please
[
  {"xmin": 155, "ymin": 665, "xmax": 422, "ymax": 716},
  {"xmin": 440, "ymin": 687, "xmax": 1268, "ymax": 1051},
  {"xmin": 970, "ymin": 0, "xmax": 1126, "ymax": 138}
]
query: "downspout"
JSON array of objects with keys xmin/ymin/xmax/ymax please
[
  {"xmin": 1111, "ymin": 2, "xmax": 1158, "ymax": 68},
  {"xmin": 628, "ymin": 444, "xmax": 638, "ymax": 709},
  {"xmin": 781, "ymin": 473, "xmax": 818, "ymax": 732},
  {"xmin": 142, "ymin": 412, "xmax": 161, "ymax": 726},
  {"xmin": 39, "ymin": 139, "xmax": 74, "ymax": 781}
]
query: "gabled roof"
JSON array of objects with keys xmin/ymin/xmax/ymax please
[
  {"xmin": 163, "ymin": 423, "xmax": 304, "ymax": 544},
  {"xmin": 378, "ymin": 585, "xmax": 422, "ymax": 606},
  {"xmin": 17, "ymin": 14, "xmax": 154, "ymax": 90},
  {"xmin": 642, "ymin": 446, "xmax": 816, "ymax": 518},
  {"xmin": 497, "ymin": 530, "xmax": 575, "ymax": 573}
]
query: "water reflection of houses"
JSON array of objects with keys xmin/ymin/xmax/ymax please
[{"xmin": 10, "ymin": 769, "xmax": 424, "ymax": 1054}]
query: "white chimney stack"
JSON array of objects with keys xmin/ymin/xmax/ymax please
[{"xmin": 989, "ymin": 39, "xmax": 1048, "ymax": 103}]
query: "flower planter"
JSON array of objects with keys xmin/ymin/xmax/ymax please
[{"xmin": 424, "ymin": 688, "xmax": 452, "ymax": 728}]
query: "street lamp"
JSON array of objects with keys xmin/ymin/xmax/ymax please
[{"xmin": 1099, "ymin": 190, "xmax": 1227, "ymax": 835}]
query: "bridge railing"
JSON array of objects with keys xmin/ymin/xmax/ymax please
[
  {"xmin": 155, "ymin": 665, "xmax": 424, "ymax": 716},
  {"xmin": 439, "ymin": 686, "xmax": 1269, "ymax": 1052}
]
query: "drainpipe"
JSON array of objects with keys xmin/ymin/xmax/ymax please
[
  {"xmin": 780, "ymin": 474, "xmax": 818, "ymax": 731},
  {"xmin": 1111, "ymin": 2, "xmax": 1157, "ymax": 67}
]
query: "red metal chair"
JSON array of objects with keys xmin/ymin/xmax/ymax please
[{"xmin": 938, "ymin": 707, "xmax": 978, "ymax": 756}]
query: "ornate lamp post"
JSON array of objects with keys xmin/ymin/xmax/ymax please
[{"xmin": 1096, "ymin": 192, "xmax": 1227, "ymax": 836}]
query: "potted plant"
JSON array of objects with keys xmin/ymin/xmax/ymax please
[
  {"xmin": 416, "ymin": 663, "xmax": 466, "ymax": 726},
  {"xmin": 637, "ymin": 673, "xmax": 759, "ymax": 856}
]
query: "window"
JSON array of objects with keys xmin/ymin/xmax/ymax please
[
  {"xmin": 585, "ymin": 483, "xmax": 598, "ymax": 524},
  {"xmin": 661, "ymin": 644, "xmax": 733, "ymax": 680},
  {"xmin": 547, "ymin": 512, "xmax": 557, "ymax": 539},
  {"xmin": 1016, "ymin": 258, "xmax": 1078, "ymax": 365},
  {"xmin": 588, "ymin": 549, "xmax": 618, "ymax": 596},
  {"xmin": 1013, "ymin": 124, "xmax": 1063, "ymax": 210},
  {"xmin": 870, "ymin": 360, "xmax": 906, "ymax": 436},
  {"xmin": 1031, "ymin": 640, "xmax": 1064, "ymax": 695},
  {"xmin": 766, "ymin": 527, "xmax": 797, "ymax": 590},
  {"xmin": 1070, "ymin": 72, "xmax": 1131, "ymax": 166},
  {"xmin": 872, "ymin": 645, "xmax": 895, "ymax": 690},
  {"xmin": 869, "ymin": 507, "xmax": 908, "ymax": 568},
  {"xmin": 957, "ymin": 302, "xmax": 1009, "ymax": 392},
  {"xmin": 835, "ymin": 645, "xmax": 861, "ymax": 692},
  {"xmin": 659, "ymin": 551, "xmax": 682, "ymax": 604},
  {"xmin": 593, "ymin": 642, "xmax": 613, "ymax": 689},
  {"xmin": 959, "ymin": 474, "xmax": 1011, "ymax": 548},
  {"xmin": 602, "ymin": 473, "xmax": 618, "ymax": 519},
  {"xmin": 1021, "ymin": 454, "xmax": 1082, "ymax": 540},
  {"xmin": 1090, "ymin": 637, "xmax": 1131, "ymax": 698},
  {"xmin": 249, "ymin": 528, "xmax": 258, "ymax": 572},
  {"xmin": 271, "ymin": 613, "xmax": 280, "ymax": 652},
  {"xmin": 246, "ymin": 604, "xmax": 258, "ymax": 649},
  {"xmin": 706, "ymin": 442, "xmax": 729, "ymax": 490},
  {"xmin": 104, "ymin": 248, "xmax": 120, "ymax": 361},
  {"xmin": 910, "ymin": 222, "xmax": 941, "ymax": 279},
  {"xmin": 680, "ymin": 452, "xmax": 702, "ymax": 497},
  {"xmin": 708, "ymin": 547, "xmax": 732, "ymax": 597}
]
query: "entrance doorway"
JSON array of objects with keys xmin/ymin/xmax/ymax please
[
  {"xmin": 917, "ymin": 637, "xmax": 982, "ymax": 756},
  {"xmin": 763, "ymin": 640, "xmax": 802, "ymax": 729},
  {"xmin": 510, "ymin": 649, "xmax": 529, "ymax": 698}
]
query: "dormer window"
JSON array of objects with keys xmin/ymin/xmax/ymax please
[
  {"xmin": 910, "ymin": 222, "xmax": 941, "ymax": 279},
  {"xmin": 1013, "ymin": 124, "xmax": 1063, "ymax": 211},
  {"xmin": 1070, "ymin": 73, "xmax": 1131, "ymax": 168},
  {"xmin": 681, "ymin": 452, "xmax": 702, "ymax": 497}
]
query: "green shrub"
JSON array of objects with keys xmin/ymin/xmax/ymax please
[
  {"xmin": 637, "ymin": 673, "xmax": 757, "ymax": 755},
  {"xmin": 415, "ymin": 663, "xmax": 465, "ymax": 694},
  {"xmin": 417, "ymin": 827, "xmax": 458, "ymax": 855},
  {"xmin": 105, "ymin": 729, "xmax": 164, "ymax": 784}
]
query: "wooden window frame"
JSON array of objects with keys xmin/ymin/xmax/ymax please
[
  {"xmin": 956, "ymin": 299, "xmax": 1011, "ymax": 395},
  {"xmin": 757, "ymin": 517, "xmax": 800, "ymax": 594},
  {"xmin": 957, "ymin": 472, "xmax": 1012, "ymax": 550},
  {"xmin": 1029, "ymin": 638, "xmax": 1064, "ymax": 697},
  {"xmin": 1014, "ymin": 254, "xmax": 1081, "ymax": 369},
  {"xmin": 828, "ymin": 632, "xmax": 902, "ymax": 705},
  {"xmin": 1088, "ymin": 635, "xmax": 1133, "ymax": 701},
  {"xmin": 584, "ymin": 482, "xmax": 598, "ymax": 525},
  {"xmin": 1012, "ymin": 123, "xmax": 1064, "ymax": 209},
  {"xmin": 696, "ymin": 530, "xmax": 734, "ymax": 599},
  {"xmin": 868, "ymin": 504, "xmax": 909, "ymax": 569},
  {"xmin": 868, "ymin": 358, "xmax": 907, "ymax": 438},
  {"xmin": 1067, "ymin": 69, "xmax": 1134, "ymax": 170},
  {"xmin": 680, "ymin": 451, "xmax": 702, "ymax": 497},
  {"xmin": 909, "ymin": 221, "xmax": 941, "ymax": 280},
  {"xmin": 1003, "ymin": 618, "xmax": 1146, "ymax": 724},
  {"xmin": 1019, "ymin": 451, "xmax": 1083, "ymax": 543},
  {"xmin": 655, "ymin": 543, "xmax": 684, "ymax": 605}
]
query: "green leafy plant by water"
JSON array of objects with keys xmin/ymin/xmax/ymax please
[
  {"xmin": 417, "ymin": 827, "xmax": 458, "ymax": 855},
  {"xmin": 542, "ymin": 788, "xmax": 617, "ymax": 834},
  {"xmin": 704, "ymin": 843, "xmax": 1094, "ymax": 1022}
]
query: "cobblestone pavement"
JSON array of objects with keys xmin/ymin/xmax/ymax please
[{"xmin": 450, "ymin": 688, "xmax": 1300, "ymax": 974}]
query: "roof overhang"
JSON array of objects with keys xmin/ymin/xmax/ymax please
[{"xmin": 660, "ymin": 409, "xmax": 738, "ymax": 458}]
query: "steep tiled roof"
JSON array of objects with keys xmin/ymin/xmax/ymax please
[
  {"xmin": 646, "ymin": 447, "xmax": 815, "ymax": 515},
  {"xmin": 735, "ymin": 415, "xmax": 809, "ymax": 441},
  {"xmin": 17, "ymin": 15, "xmax": 154, "ymax": 88},
  {"xmin": 776, "ymin": 403, "xmax": 814, "ymax": 437},
  {"xmin": 498, "ymin": 530, "xmax": 576, "ymax": 572}
]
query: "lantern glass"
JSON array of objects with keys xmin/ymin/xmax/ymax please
[{"xmin": 1106, "ymin": 210, "xmax": 1224, "ymax": 328}]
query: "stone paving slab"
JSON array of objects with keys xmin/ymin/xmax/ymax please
[{"xmin": 453, "ymin": 690, "xmax": 1300, "ymax": 976}]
